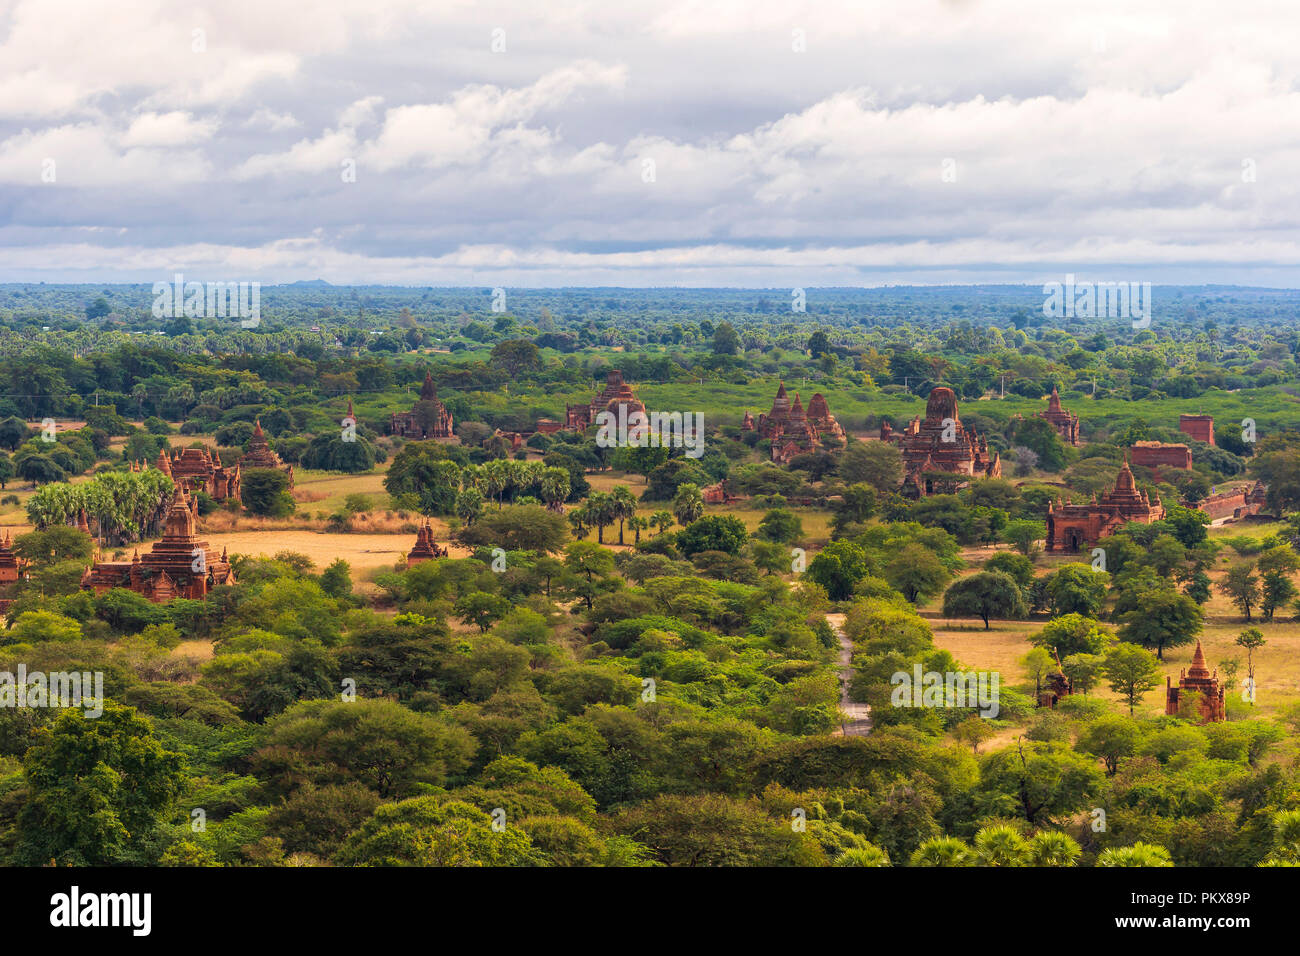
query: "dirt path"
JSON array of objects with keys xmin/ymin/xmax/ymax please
[{"xmin": 827, "ymin": 612, "xmax": 871, "ymax": 736}]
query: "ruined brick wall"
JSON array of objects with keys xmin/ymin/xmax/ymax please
[{"xmin": 1179, "ymin": 415, "xmax": 1215, "ymax": 445}]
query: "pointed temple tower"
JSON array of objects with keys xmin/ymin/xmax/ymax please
[
  {"xmin": 406, "ymin": 520, "xmax": 448, "ymax": 566},
  {"xmin": 1165, "ymin": 640, "xmax": 1226, "ymax": 722},
  {"xmin": 390, "ymin": 372, "xmax": 455, "ymax": 439},
  {"xmin": 743, "ymin": 382, "xmax": 847, "ymax": 463},
  {"xmin": 1046, "ymin": 455, "xmax": 1164, "ymax": 552},
  {"xmin": 1036, "ymin": 387, "xmax": 1080, "ymax": 445},
  {"xmin": 81, "ymin": 484, "xmax": 236, "ymax": 602},
  {"xmin": 564, "ymin": 370, "xmax": 646, "ymax": 431},
  {"xmin": 240, "ymin": 419, "xmax": 293, "ymax": 489},
  {"xmin": 880, "ymin": 386, "xmax": 1001, "ymax": 496}
]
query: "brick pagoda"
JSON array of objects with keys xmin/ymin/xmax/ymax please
[
  {"xmin": 565, "ymin": 370, "xmax": 645, "ymax": 431},
  {"xmin": 241, "ymin": 419, "xmax": 294, "ymax": 489},
  {"xmin": 390, "ymin": 372, "xmax": 455, "ymax": 439},
  {"xmin": 1165, "ymin": 640, "xmax": 1226, "ymax": 722},
  {"xmin": 407, "ymin": 521, "xmax": 448, "ymax": 566},
  {"xmin": 1045, "ymin": 455, "xmax": 1164, "ymax": 552},
  {"xmin": 882, "ymin": 386, "xmax": 1001, "ymax": 496},
  {"xmin": 81, "ymin": 484, "xmax": 236, "ymax": 601},
  {"xmin": 1036, "ymin": 387, "xmax": 1080, "ymax": 445}
]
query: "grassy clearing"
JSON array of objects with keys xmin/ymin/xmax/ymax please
[{"xmin": 930, "ymin": 542, "xmax": 1300, "ymax": 731}]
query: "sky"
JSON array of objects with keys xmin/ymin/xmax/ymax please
[{"xmin": 2, "ymin": 0, "xmax": 1299, "ymax": 287}]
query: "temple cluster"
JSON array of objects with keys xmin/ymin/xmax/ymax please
[
  {"xmin": 81, "ymin": 484, "xmax": 236, "ymax": 602},
  {"xmin": 880, "ymin": 387, "xmax": 1001, "ymax": 496},
  {"xmin": 390, "ymin": 372, "xmax": 455, "ymax": 440},
  {"xmin": 742, "ymin": 383, "xmax": 847, "ymax": 464}
]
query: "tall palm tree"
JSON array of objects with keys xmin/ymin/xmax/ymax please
[
  {"xmin": 626, "ymin": 514, "xmax": 648, "ymax": 544},
  {"xmin": 539, "ymin": 467, "xmax": 570, "ymax": 512},
  {"xmin": 672, "ymin": 483, "xmax": 704, "ymax": 527},
  {"xmin": 567, "ymin": 502, "xmax": 592, "ymax": 540},
  {"xmin": 610, "ymin": 486, "xmax": 638, "ymax": 545},
  {"xmin": 586, "ymin": 492, "xmax": 616, "ymax": 544}
]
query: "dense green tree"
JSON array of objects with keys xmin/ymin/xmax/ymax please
[
  {"xmin": 941, "ymin": 571, "xmax": 1028, "ymax": 628},
  {"xmin": 15, "ymin": 703, "xmax": 186, "ymax": 865}
]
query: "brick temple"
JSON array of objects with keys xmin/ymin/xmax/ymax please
[
  {"xmin": 743, "ymin": 383, "xmax": 847, "ymax": 464},
  {"xmin": 406, "ymin": 521, "xmax": 448, "ymax": 566},
  {"xmin": 0, "ymin": 532, "xmax": 20, "ymax": 586},
  {"xmin": 241, "ymin": 419, "xmax": 294, "ymax": 488},
  {"xmin": 390, "ymin": 372, "xmax": 455, "ymax": 439},
  {"xmin": 1165, "ymin": 640, "xmax": 1226, "ymax": 722},
  {"xmin": 81, "ymin": 484, "xmax": 236, "ymax": 601},
  {"xmin": 1130, "ymin": 440, "xmax": 1192, "ymax": 476},
  {"xmin": 156, "ymin": 447, "xmax": 241, "ymax": 500},
  {"xmin": 1179, "ymin": 414, "xmax": 1215, "ymax": 446},
  {"xmin": 565, "ymin": 370, "xmax": 645, "ymax": 431},
  {"xmin": 1035, "ymin": 387, "xmax": 1080, "ymax": 445},
  {"xmin": 1045, "ymin": 455, "xmax": 1164, "ymax": 552},
  {"xmin": 881, "ymin": 387, "xmax": 1001, "ymax": 496}
]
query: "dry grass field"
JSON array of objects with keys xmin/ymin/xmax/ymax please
[{"xmin": 925, "ymin": 519, "xmax": 1300, "ymax": 748}]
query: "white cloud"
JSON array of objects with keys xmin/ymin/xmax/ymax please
[
  {"xmin": 121, "ymin": 111, "xmax": 219, "ymax": 147},
  {"xmin": 2, "ymin": 0, "xmax": 1300, "ymax": 284}
]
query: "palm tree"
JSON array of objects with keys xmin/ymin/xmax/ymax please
[
  {"xmin": 586, "ymin": 491, "xmax": 616, "ymax": 544},
  {"xmin": 970, "ymin": 825, "xmax": 1031, "ymax": 866},
  {"xmin": 1095, "ymin": 843, "xmax": 1174, "ymax": 867},
  {"xmin": 481, "ymin": 459, "xmax": 509, "ymax": 508},
  {"xmin": 539, "ymin": 467, "xmax": 570, "ymax": 512},
  {"xmin": 627, "ymin": 514, "xmax": 648, "ymax": 544},
  {"xmin": 567, "ymin": 502, "xmax": 592, "ymax": 540},
  {"xmin": 672, "ymin": 483, "xmax": 704, "ymax": 527},
  {"xmin": 833, "ymin": 844, "xmax": 890, "ymax": 867},
  {"xmin": 908, "ymin": 837, "xmax": 971, "ymax": 867},
  {"xmin": 650, "ymin": 511, "xmax": 674, "ymax": 537},
  {"xmin": 1026, "ymin": 831, "xmax": 1081, "ymax": 867},
  {"xmin": 455, "ymin": 487, "xmax": 484, "ymax": 525},
  {"xmin": 610, "ymin": 486, "xmax": 638, "ymax": 545}
]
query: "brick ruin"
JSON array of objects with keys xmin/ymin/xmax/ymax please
[
  {"xmin": 406, "ymin": 520, "xmax": 449, "ymax": 566},
  {"xmin": 566, "ymin": 370, "xmax": 645, "ymax": 431},
  {"xmin": 880, "ymin": 387, "xmax": 1001, "ymax": 496},
  {"xmin": 155, "ymin": 446, "xmax": 241, "ymax": 500},
  {"xmin": 1036, "ymin": 387, "xmax": 1080, "ymax": 445},
  {"xmin": 239, "ymin": 419, "xmax": 295, "ymax": 489},
  {"xmin": 1179, "ymin": 414, "xmax": 1215, "ymax": 446},
  {"xmin": 390, "ymin": 372, "xmax": 455, "ymax": 439},
  {"xmin": 1045, "ymin": 456, "xmax": 1164, "ymax": 552},
  {"xmin": 743, "ymin": 382, "xmax": 847, "ymax": 464},
  {"xmin": 1165, "ymin": 640, "xmax": 1226, "ymax": 723},
  {"xmin": 1129, "ymin": 440, "xmax": 1192, "ymax": 476}
]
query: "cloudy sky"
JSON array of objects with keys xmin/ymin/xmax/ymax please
[{"xmin": 2, "ymin": 0, "xmax": 1298, "ymax": 287}]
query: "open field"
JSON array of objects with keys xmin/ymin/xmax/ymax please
[
  {"xmin": 929, "ymin": 531, "xmax": 1300, "ymax": 733},
  {"xmin": 290, "ymin": 467, "xmax": 391, "ymax": 515}
]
